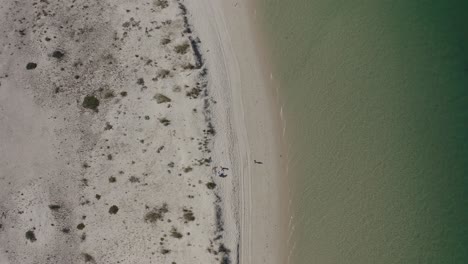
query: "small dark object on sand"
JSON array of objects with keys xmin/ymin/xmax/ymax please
[
  {"xmin": 214, "ymin": 166, "xmax": 228, "ymax": 178},
  {"xmin": 48, "ymin": 204, "xmax": 61, "ymax": 211},
  {"xmin": 83, "ymin": 253, "xmax": 95, "ymax": 262},
  {"xmin": 26, "ymin": 62, "xmax": 37, "ymax": 70},
  {"xmin": 254, "ymin": 160, "xmax": 263, "ymax": 164},
  {"xmin": 52, "ymin": 50, "xmax": 65, "ymax": 59},
  {"xmin": 206, "ymin": 182, "xmax": 216, "ymax": 189},
  {"xmin": 109, "ymin": 205, "xmax": 119, "ymax": 214}
]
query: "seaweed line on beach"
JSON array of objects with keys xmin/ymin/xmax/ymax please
[{"xmin": 177, "ymin": 1, "xmax": 233, "ymax": 263}]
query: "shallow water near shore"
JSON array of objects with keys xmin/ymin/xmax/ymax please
[{"xmin": 256, "ymin": 0, "xmax": 468, "ymax": 263}]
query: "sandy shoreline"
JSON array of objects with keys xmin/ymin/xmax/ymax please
[
  {"xmin": 0, "ymin": 0, "xmax": 286, "ymax": 263},
  {"xmin": 187, "ymin": 1, "xmax": 288, "ymax": 263}
]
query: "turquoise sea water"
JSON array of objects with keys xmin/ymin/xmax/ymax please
[{"xmin": 257, "ymin": 0, "xmax": 468, "ymax": 263}]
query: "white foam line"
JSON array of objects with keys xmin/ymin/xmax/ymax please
[
  {"xmin": 287, "ymin": 214, "xmax": 294, "ymax": 229},
  {"xmin": 286, "ymin": 224, "xmax": 295, "ymax": 250},
  {"xmin": 279, "ymin": 105, "xmax": 283, "ymax": 121},
  {"xmin": 274, "ymin": 82, "xmax": 280, "ymax": 103},
  {"xmin": 287, "ymin": 241, "xmax": 296, "ymax": 264}
]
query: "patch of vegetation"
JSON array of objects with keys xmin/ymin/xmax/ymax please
[
  {"xmin": 77, "ymin": 223, "xmax": 85, "ymax": 230},
  {"xmin": 183, "ymin": 167, "xmax": 192, "ymax": 173},
  {"xmin": 161, "ymin": 248, "xmax": 171, "ymax": 255},
  {"xmin": 173, "ymin": 86, "xmax": 181, "ymax": 93},
  {"xmin": 221, "ymin": 255, "xmax": 231, "ymax": 264},
  {"xmin": 186, "ymin": 87, "xmax": 201, "ymax": 99},
  {"xmin": 108, "ymin": 205, "xmax": 119, "ymax": 214},
  {"xmin": 154, "ymin": 69, "xmax": 170, "ymax": 80},
  {"xmin": 61, "ymin": 228, "xmax": 70, "ymax": 233},
  {"xmin": 144, "ymin": 212, "xmax": 161, "ymax": 223},
  {"xmin": 82, "ymin": 253, "xmax": 95, "ymax": 263},
  {"xmin": 161, "ymin": 38, "xmax": 171, "ymax": 45},
  {"xmin": 137, "ymin": 78, "xmax": 145, "ymax": 85},
  {"xmin": 200, "ymin": 68, "xmax": 208, "ymax": 77},
  {"xmin": 129, "ymin": 176, "xmax": 140, "ymax": 183},
  {"xmin": 183, "ymin": 209, "xmax": 195, "ymax": 222},
  {"xmin": 157, "ymin": 145, "xmax": 165, "ymax": 153},
  {"xmin": 52, "ymin": 50, "xmax": 65, "ymax": 59},
  {"xmin": 109, "ymin": 176, "xmax": 116, "ymax": 183},
  {"xmin": 154, "ymin": 93, "xmax": 171, "ymax": 104},
  {"xmin": 120, "ymin": 91, "xmax": 128, "ymax": 97},
  {"xmin": 104, "ymin": 91, "xmax": 115, "ymax": 99},
  {"xmin": 206, "ymin": 122, "xmax": 216, "ymax": 135},
  {"xmin": 182, "ymin": 63, "xmax": 195, "ymax": 70},
  {"xmin": 215, "ymin": 205, "xmax": 224, "ymax": 232},
  {"xmin": 104, "ymin": 122, "xmax": 113, "ymax": 130},
  {"xmin": 196, "ymin": 157, "xmax": 212, "ymax": 166},
  {"xmin": 144, "ymin": 203, "xmax": 168, "ymax": 223},
  {"xmin": 48, "ymin": 204, "xmax": 61, "ymax": 211},
  {"xmin": 206, "ymin": 182, "xmax": 216, "ymax": 190},
  {"xmin": 25, "ymin": 230, "xmax": 36, "ymax": 242},
  {"xmin": 26, "ymin": 62, "xmax": 37, "ymax": 70},
  {"xmin": 174, "ymin": 43, "xmax": 190, "ymax": 54},
  {"xmin": 82, "ymin": 95, "xmax": 100, "ymax": 111},
  {"xmin": 107, "ymin": 154, "xmax": 113, "ymax": 160},
  {"xmin": 159, "ymin": 118, "xmax": 170, "ymax": 126},
  {"xmin": 155, "ymin": 0, "xmax": 169, "ymax": 9},
  {"xmin": 170, "ymin": 227, "xmax": 183, "ymax": 239},
  {"xmin": 218, "ymin": 244, "xmax": 231, "ymax": 254}
]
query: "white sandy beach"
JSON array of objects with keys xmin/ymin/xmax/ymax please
[
  {"xmin": 0, "ymin": 0, "xmax": 285, "ymax": 263},
  {"xmin": 186, "ymin": 1, "xmax": 287, "ymax": 263}
]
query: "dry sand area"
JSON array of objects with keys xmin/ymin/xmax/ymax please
[
  {"xmin": 0, "ymin": 0, "xmax": 230, "ymax": 263},
  {"xmin": 0, "ymin": 0, "xmax": 285, "ymax": 263}
]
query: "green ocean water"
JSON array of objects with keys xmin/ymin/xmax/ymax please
[{"xmin": 256, "ymin": 0, "xmax": 468, "ymax": 263}]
